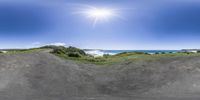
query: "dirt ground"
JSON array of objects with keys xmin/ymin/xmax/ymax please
[{"xmin": 0, "ymin": 52, "xmax": 200, "ymax": 100}]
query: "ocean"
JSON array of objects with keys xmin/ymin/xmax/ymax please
[{"xmin": 84, "ymin": 50, "xmax": 180, "ymax": 56}]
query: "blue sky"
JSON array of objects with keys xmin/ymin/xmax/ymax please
[{"xmin": 1, "ymin": 0, "xmax": 200, "ymax": 49}]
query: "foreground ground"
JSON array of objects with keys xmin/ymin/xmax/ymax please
[{"xmin": 0, "ymin": 51, "xmax": 200, "ymax": 100}]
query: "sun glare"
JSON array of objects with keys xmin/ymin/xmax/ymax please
[
  {"xmin": 87, "ymin": 8, "xmax": 113, "ymax": 19},
  {"xmin": 73, "ymin": 5, "xmax": 121, "ymax": 27},
  {"xmin": 86, "ymin": 8, "xmax": 114, "ymax": 26}
]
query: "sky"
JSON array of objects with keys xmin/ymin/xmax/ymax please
[{"xmin": 1, "ymin": 0, "xmax": 200, "ymax": 50}]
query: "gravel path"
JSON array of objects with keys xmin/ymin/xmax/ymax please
[{"xmin": 0, "ymin": 52, "xmax": 200, "ymax": 100}]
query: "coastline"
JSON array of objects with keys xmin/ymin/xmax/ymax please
[{"xmin": 84, "ymin": 49, "xmax": 180, "ymax": 57}]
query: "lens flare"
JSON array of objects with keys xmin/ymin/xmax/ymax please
[{"xmin": 73, "ymin": 5, "xmax": 122, "ymax": 27}]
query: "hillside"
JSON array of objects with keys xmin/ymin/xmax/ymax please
[{"xmin": 0, "ymin": 51, "xmax": 200, "ymax": 100}]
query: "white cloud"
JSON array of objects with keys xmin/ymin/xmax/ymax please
[
  {"xmin": 48, "ymin": 42, "xmax": 66, "ymax": 46},
  {"xmin": 32, "ymin": 42, "xmax": 41, "ymax": 45}
]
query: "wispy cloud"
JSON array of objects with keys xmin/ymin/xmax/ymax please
[
  {"xmin": 32, "ymin": 42, "xmax": 41, "ymax": 45},
  {"xmin": 48, "ymin": 42, "xmax": 66, "ymax": 46},
  {"xmin": 31, "ymin": 42, "xmax": 66, "ymax": 48}
]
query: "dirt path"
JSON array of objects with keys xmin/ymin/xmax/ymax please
[{"xmin": 0, "ymin": 52, "xmax": 200, "ymax": 100}]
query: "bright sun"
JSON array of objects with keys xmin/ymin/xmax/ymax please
[
  {"xmin": 86, "ymin": 8, "xmax": 114, "ymax": 26},
  {"xmin": 74, "ymin": 5, "xmax": 120, "ymax": 27},
  {"xmin": 87, "ymin": 8, "xmax": 113, "ymax": 19}
]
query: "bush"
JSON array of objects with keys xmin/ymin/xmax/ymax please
[
  {"xmin": 68, "ymin": 52, "xmax": 81, "ymax": 57},
  {"xmin": 52, "ymin": 48, "xmax": 66, "ymax": 54},
  {"xmin": 50, "ymin": 46, "xmax": 86, "ymax": 58},
  {"xmin": 115, "ymin": 52, "xmax": 147, "ymax": 57},
  {"xmin": 66, "ymin": 46, "xmax": 86, "ymax": 55},
  {"xmin": 116, "ymin": 52, "xmax": 128, "ymax": 55},
  {"xmin": 40, "ymin": 45, "xmax": 65, "ymax": 49},
  {"xmin": 86, "ymin": 57, "xmax": 106, "ymax": 62},
  {"xmin": 144, "ymin": 52, "xmax": 149, "ymax": 55},
  {"xmin": 161, "ymin": 52, "xmax": 165, "ymax": 54},
  {"xmin": 186, "ymin": 52, "xmax": 190, "ymax": 54},
  {"xmin": 134, "ymin": 52, "xmax": 145, "ymax": 54},
  {"xmin": 103, "ymin": 54, "xmax": 110, "ymax": 58},
  {"xmin": 0, "ymin": 51, "xmax": 3, "ymax": 53}
]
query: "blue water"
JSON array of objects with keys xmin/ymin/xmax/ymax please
[
  {"xmin": 84, "ymin": 49, "xmax": 181, "ymax": 56},
  {"xmin": 101, "ymin": 50, "xmax": 180, "ymax": 55}
]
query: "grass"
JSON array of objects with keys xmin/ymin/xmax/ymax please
[
  {"xmin": 55, "ymin": 54, "xmax": 107, "ymax": 65},
  {"xmin": 103, "ymin": 52, "xmax": 200, "ymax": 64},
  {"xmin": 2, "ymin": 48, "xmax": 51, "ymax": 54},
  {"xmin": 3, "ymin": 46, "xmax": 200, "ymax": 65},
  {"xmin": 55, "ymin": 51, "xmax": 200, "ymax": 65}
]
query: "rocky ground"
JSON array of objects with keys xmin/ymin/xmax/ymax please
[{"xmin": 0, "ymin": 52, "xmax": 200, "ymax": 100}]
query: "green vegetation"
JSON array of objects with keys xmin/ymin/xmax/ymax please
[
  {"xmin": 102, "ymin": 52, "xmax": 200, "ymax": 64},
  {"xmin": 49, "ymin": 46, "xmax": 106, "ymax": 64},
  {"xmin": 0, "ymin": 51, "xmax": 3, "ymax": 53},
  {"xmin": 50, "ymin": 46, "xmax": 86, "ymax": 57},
  {"xmin": 49, "ymin": 46, "xmax": 200, "ymax": 65},
  {"xmin": 4, "ymin": 46, "xmax": 200, "ymax": 65},
  {"xmin": 4, "ymin": 48, "xmax": 49, "ymax": 54}
]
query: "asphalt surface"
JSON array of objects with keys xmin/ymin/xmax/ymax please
[{"xmin": 0, "ymin": 52, "xmax": 200, "ymax": 100}]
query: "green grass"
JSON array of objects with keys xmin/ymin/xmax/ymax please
[
  {"xmin": 55, "ymin": 51, "xmax": 200, "ymax": 65},
  {"xmin": 3, "ymin": 46, "xmax": 200, "ymax": 65},
  {"xmin": 4, "ymin": 48, "xmax": 51, "ymax": 54},
  {"xmin": 103, "ymin": 52, "xmax": 200, "ymax": 64}
]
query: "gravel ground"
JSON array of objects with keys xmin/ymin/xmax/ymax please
[{"xmin": 0, "ymin": 52, "xmax": 200, "ymax": 100}]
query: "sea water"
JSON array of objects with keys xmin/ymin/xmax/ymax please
[{"xmin": 85, "ymin": 50, "xmax": 180, "ymax": 56}]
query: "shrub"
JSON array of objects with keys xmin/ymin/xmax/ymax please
[
  {"xmin": 68, "ymin": 52, "xmax": 81, "ymax": 57},
  {"xmin": 0, "ymin": 51, "xmax": 3, "ymax": 53},
  {"xmin": 50, "ymin": 46, "xmax": 86, "ymax": 58},
  {"xmin": 116, "ymin": 52, "xmax": 128, "ymax": 55},
  {"xmin": 144, "ymin": 52, "xmax": 149, "ymax": 55},
  {"xmin": 115, "ymin": 52, "xmax": 135, "ymax": 57},
  {"xmin": 40, "ymin": 45, "xmax": 65, "ymax": 49},
  {"xmin": 66, "ymin": 46, "xmax": 86, "ymax": 55},
  {"xmin": 94, "ymin": 57, "xmax": 106, "ymax": 62},
  {"xmin": 52, "ymin": 48, "xmax": 66, "ymax": 54},
  {"xmin": 134, "ymin": 52, "xmax": 145, "ymax": 54},
  {"xmin": 103, "ymin": 54, "xmax": 110, "ymax": 58},
  {"xmin": 161, "ymin": 52, "xmax": 165, "ymax": 54},
  {"xmin": 86, "ymin": 57, "xmax": 106, "ymax": 62}
]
